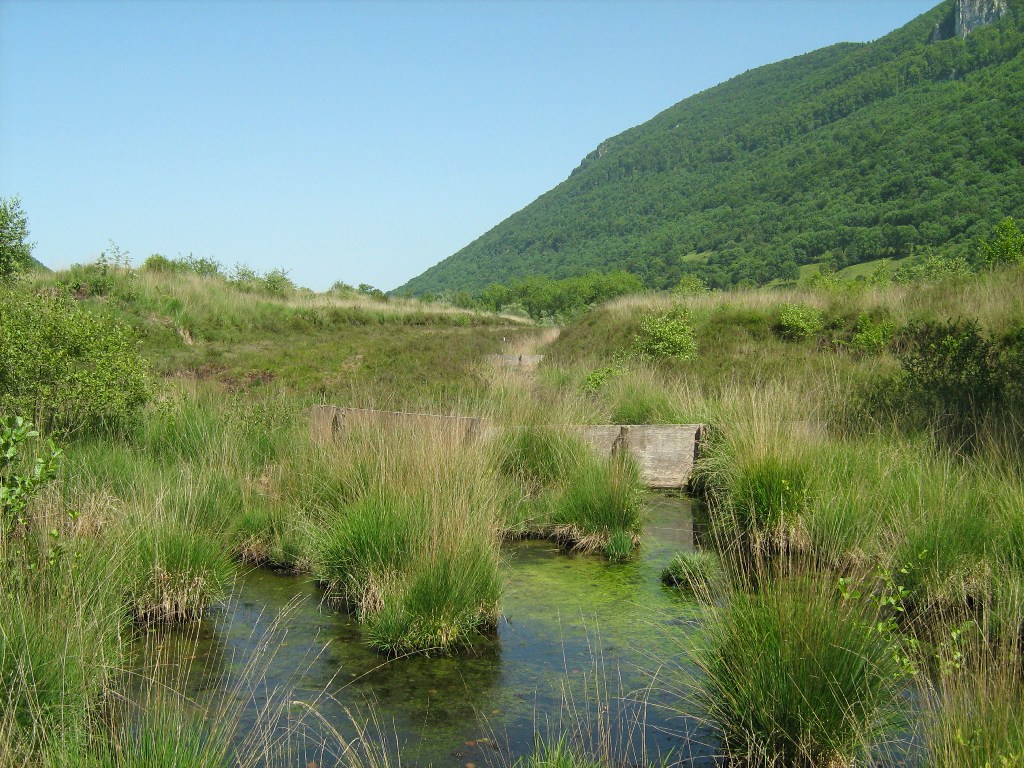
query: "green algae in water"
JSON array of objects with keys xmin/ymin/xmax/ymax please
[{"xmin": 133, "ymin": 496, "xmax": 718, "ymax": 766}]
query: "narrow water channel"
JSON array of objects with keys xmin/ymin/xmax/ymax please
[{"xmin": 139, "ymin": 495, "xmax": 720, "ymax": 766}]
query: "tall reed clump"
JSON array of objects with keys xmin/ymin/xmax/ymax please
[
  {"xmin": 693, "ymin": 577, "xmax": 906, "ymax": 767},
  {"xmin": 123, "ymin": 514, "xmax": 235, "ymax": 622},
  {"xmin": 552, "ymin": 452, "xmax": 643, "ymax": 562},
  {"xmin": 494, "ymin": 425, "xmax": 644, "ymax": 561},
  {"xmin": 923, "ymin": 574, "xmax": 1024, "ymax": 768},
  {"xmin": 309, "ymin": 417, "xmax": 504, "ymax": 654},
  {"xmin": 690, "ymin": 382, "xmax": 827, "ymax": 568},
  {"xmin": 0, "ymin": 540, "xmax": 129, "ymax": 763}
]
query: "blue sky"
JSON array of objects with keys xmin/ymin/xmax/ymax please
[{"xmin": 1, "ymin": 0, "xmax": 939, "ymax": 291}]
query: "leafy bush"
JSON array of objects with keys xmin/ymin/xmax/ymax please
[
  {"xmin": 883, "ymin": 320, "xmax": 1024, "ymax": 449},
  {"xmin": 673, "ymin": 274, "xmax": 711, "ymax": 296},
  {"xmin": 0, "ymin": 195, "xmax": 33, "ymax": 281},
  {"xmin": 0, "ymin": 289, "xmax": 153, "ymax": 434},
  {"xmin": 59, "ymin": 253, "xmax": 135, "ymax": 299},
  {"xmin": 0, "ymin": 417, "xmax": 62, "ymax": 540},
  {"xmin": 633, "ymin": 306, "xmax": 697, "ymax": 360},
  {"xmin": 776, "ymin": 303, "xmax": 823, "ymax": 341},
  {"xmin": 979, "ymin": 217, "xmax": 1024, "ymax": 268},
  {"xmin": 849, "ymin": 313, "xmax": 896, "ymax": 354},
  {"xmin": 142, "ymin": 253, "xmax": 225, "ymax": 278}
]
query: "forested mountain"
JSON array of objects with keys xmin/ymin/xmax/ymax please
[{"xmin": 398, "ymin": 0, "xmax": 1024, "ymax": 294}]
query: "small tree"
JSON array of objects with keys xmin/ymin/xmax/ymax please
[
  {"xmin": 979, "ymin": 217, "xmax": 1024, "ymax": 267},
  {"xmin": 0, "ymin": 196, "xmax": 34, "ymax": 281}
]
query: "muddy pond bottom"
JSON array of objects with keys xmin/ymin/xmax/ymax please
[{"xmin": 139, "ymin": 495, "xmax": 719, "ymax": 766}]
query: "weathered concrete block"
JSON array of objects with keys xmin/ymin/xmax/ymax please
[
  {"xmin": 622, "ymin": 424, "xmax": 702, "ymax": 489},
  {"xmin": 572, "ymin": 423, "xmax": 703, "ymax": 489},
  {"xmin": 310, "ymin": 405, "xmax": 341, "ymax": 440},
  {"xmin": 487, "ymin": 354, "xmax": 544, "ymax": 370}
]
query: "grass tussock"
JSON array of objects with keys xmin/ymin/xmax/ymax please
[
  {"xmin": 661, "ymin": 550, "xmax": 723, "ymax": 600},
  {"xmin": 694, "ymin": 577, "xmax": 906, "ymax": 767},
  {"xmin": 494, "ymin": 425, "xmax": 645, "ymax": 560},
  {"xmin": 308, "ymin": 419, "xmax": 505, "ymax": 654}
]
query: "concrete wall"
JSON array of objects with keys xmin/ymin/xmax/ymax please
[
  {"xmin": 571, "ymin": 424, "xmax": 702, "ymax": 489},
  {"xmin": 311, "ymin": 405, "xmax": 489, "ymax": 444},
  {"xmin": 311, "ymin": 406, "xmax": 703, "ymax": 489},
  {"xmin": 487, "ymin": 354, "xmax": 544, "ymax": 371}
]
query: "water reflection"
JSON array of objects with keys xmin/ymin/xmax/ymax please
[{"xmin": 137, "ymin": 494, "xmax": 719, "ymax": 766}]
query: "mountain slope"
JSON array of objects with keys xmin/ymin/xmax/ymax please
[{"xmin": 399, "ymin": 0, "xmax": 1024, "ymax": 294}]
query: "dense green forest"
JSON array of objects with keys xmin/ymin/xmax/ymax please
[{"xmin": 398, "ymin": 0, "xmax": 1024, "ymax": 294}]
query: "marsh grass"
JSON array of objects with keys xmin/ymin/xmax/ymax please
[
  {"xmin": 607, "ymin": 380, "xmax": 687, "ymax": 425},
  {"xmin": 7, "ymin": 261, "xmax": 1023, "ymax": 764},
  {"xmin": 124, "ymin": 515, "xmax": 235, "ymax": 622},
  {"xmin": 0, "ymin": 540, "xmax": 128, "ymax": 764},
  {"xmin": 308, "ymin": 419, "xmax": 505, "ymax": 653},
  {"xmin": 661, "ymin": 551, "xmax": 723, "ymax": 601},
  {"xmin": 923, "ymin": 578, "xmax": 1024, "ymax": 768},
  {"xmin": 552, "ymin": 452, "xmax": 644, "ymax": 561},
  {"xmin": 513, "ymin": 635, "xmax": 672, "ymax": 768},
  {"xmin": 493, "ymin": 423, "xmax": 646, "ymax": 560},
  {"xmin": 693, "ymin": 576, "xmax": 906, "ymax": 767}
]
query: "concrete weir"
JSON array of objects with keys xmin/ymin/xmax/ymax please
[
  {"xmin": 572, "ymin": 424, "xmax": 703, "ymax": 490},
  {"xmin": 487, "ymin": 354, "xmax": 545, "ymax": 371},
  {"xmin": 311, "ymin": 405, "xmax": 704, "ymax": 490}
]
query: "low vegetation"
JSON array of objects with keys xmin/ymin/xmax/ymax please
[{"xmin": 2, "ymin": 210, "xmax": 1023, "ymax": 765}]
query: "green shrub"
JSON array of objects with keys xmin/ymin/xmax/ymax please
[
  {"xmin": 633, "ymin": 306, "xmax": 697, "ymax": 360},
  {"xmin": 0, "ymin": 195, "xmax": 33, "ymax": 281},
  {"xmin": 979, "ymin": 217, "xmax": 1024, "ymax": 268},
  {"xmin": 877, "ymin": 319, "xmax": 1024, "ymax": 450},
  {"xmin": 0, "ymin": 288, "xmax": 153, "ymax": 434},
  {"xmin": 776, "ymin": 303, "xmax": 823, "ymax": 341},
  {"xmin": 849, "ymin": 313, "xmax": 896, "ymax": 354},
  {"xmin": 1, "ymin": 417, "xmax": 62, "ymax": 540},
  {"xmin": 672, "ymin": 274, "xmax": 711, "ymax": 296},
  {"xmin": 582, "ymin": 362, "xmax": 625, "ymax": 393},
  {"xmin": 140, "ymin": 253, "xmax": 178, "ymax": 272},
  {"xmin": 694, "ymin": 578, "xmax": 905, "ymax": 767}
]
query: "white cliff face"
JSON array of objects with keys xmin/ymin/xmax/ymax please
[{"xmin": 953, "ymin": 0, "xmax": 1008, "ymax": 37}]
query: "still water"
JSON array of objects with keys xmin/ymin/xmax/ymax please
[{"xmin": 140, "ymin": 496, "xmax": 720, "ymax": 766}]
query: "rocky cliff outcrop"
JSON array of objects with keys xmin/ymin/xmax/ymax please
[{"xmin": 931, "ymin": 0, "xmax": 1008, "ymax": 41}]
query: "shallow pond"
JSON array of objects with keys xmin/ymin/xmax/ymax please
[{"xmin": 140, "ymin": 495, "xmax": 719, "ymax": 766}]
